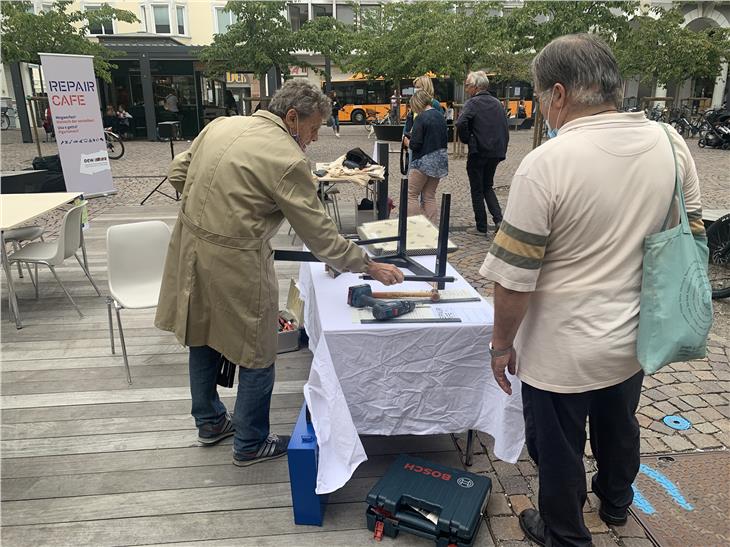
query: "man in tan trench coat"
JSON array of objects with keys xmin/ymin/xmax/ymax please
[{"xmin": 155, "ymin": 81, "xmax": 404, "ymax": 466}]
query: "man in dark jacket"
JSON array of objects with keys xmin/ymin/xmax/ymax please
[{"xmin": 456, "ymin": 71, "xmax": 509, "ymax": 235}]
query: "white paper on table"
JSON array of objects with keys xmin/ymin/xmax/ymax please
[{"xmin": 433, "ymin": 305, "xmax": 493, "ymax": 324}]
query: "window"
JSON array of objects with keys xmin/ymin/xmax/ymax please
[
  {"xmin": 336, "ymin": 3, "xmax": 354, "ymax": 26},
  {"xmin": 139, "ymin": 5, "xmax": 147, "ymax": 31},
  {"xmin": 312, "ymin": 4, "xmax": 333, "ymax": 18},
  {"xmin": 215, "ymin": 7, "xmax": 235, "ymax": 33},
  {"xmin": 288, "ymin": 4, "xmax": 308, "ymax": 31},
  {"xmin": 86, "ymin": 5, "xmax": 114, "ymax": 35},
  {"xmin": 152, "ymin": 4, "xmax": 171, "ymax": 34},
  {"xmin": 40, "ymin": 3, "xmax": 54, "ymax": 12},
  {"xmin": 175, "ymin": 5, "xmax": 186, "ymax": 34}
]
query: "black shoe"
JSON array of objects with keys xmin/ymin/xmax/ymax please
[
  {"xmin": 598, "ymin": 504, "xmax": 628, "ymax": 526},
  {"xmin": 519, "ymin": 509, "xmax": 546, "ymax": 546},
  {"xmin": 494, "ymin": 221, "xmax": 501, "ymax": 233},
  {"xmin": 197, "ymin": 414, "xmax": 235, "ymax": 445},
  {"xmin": 233, "ymin": 433, "xmax": 290, "ymax": 467}
]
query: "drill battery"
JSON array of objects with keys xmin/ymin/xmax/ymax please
[{"xmin": 366, "ymin": 455, "xmax": 491, "ymax": 546}]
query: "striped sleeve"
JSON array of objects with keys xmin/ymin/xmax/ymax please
[
  {"xmin": 688, "ymin": 209, "xmax": 706, "ymax": 238},
  {"xmin": 480, "ymin": 174, "xmax": 551, "ymax": 291}
]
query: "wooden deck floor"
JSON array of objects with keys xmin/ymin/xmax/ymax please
[{"xmin": 1, "ymin": 203, "xmax": 496, "ymax": 546}]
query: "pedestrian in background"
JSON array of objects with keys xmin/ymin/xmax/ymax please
[
  {"xmin": 456, "ymin": 70, "xmax": 509, "ymax": 235},
  {"xmin": 480, "ymin": 34, "xmax": 705, "ymax": 547},
  {"xmin": 330, "ymin": 91, "xmax": 341, "ymax": 138},
  {"xmin": 407, "ymin": 89, "xmax": 448, "ymax": 223}
]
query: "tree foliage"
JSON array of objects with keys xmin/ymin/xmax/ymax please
[
  {"xmin": 0, "ymin": 0, "xmax": 138, "ymax": 82},
  {"xmin": 614, "ymin": 7, "xmax": 730, "ymax": 87},
  {"xmin": 295, "ymin": 16, "xmax": 354, "ymax": 86},
  {"xmin": 199, "ymin": 1, "xmax": 298, "ymax": 80}
]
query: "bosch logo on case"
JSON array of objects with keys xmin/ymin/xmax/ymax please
[
  {"xmin": 457, "ymin": 477, "xmax": 474, "ymax": 489},
  {"xmin": 403, "ymin": 462, "xmax": 452, "ymax": 481}
]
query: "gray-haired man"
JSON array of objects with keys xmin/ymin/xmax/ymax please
[{"xmin": 456, "ymin": 70, "xmax": 509, "ymax": 235}]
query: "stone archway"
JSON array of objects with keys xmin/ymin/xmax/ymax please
[{"xmin": 681, "ymin": 7, "xmax": 729, "ymax": 108}]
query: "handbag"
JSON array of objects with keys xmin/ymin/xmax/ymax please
[
  {"xmin": 636, "ymin": 124, "xmax": 713, "ymax": 374},
  {"xmin": 345, "ymin": 147, "xmax": 376, "ymax": 169}
]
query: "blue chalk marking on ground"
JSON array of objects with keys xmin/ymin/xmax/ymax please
[
  {"xmin": 639, "ymin": 463, "xmax": 695, "ymax": 511},
  {"xmin": 662, "ymin": 415, "xmax": 691, "ymax": 430},
  {"xmin": 632, "ymin": 484, "xmax": 656, "ymax": 515}
]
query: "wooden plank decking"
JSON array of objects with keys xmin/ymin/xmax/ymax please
[{"xmin": 1, "ymin": 203, "xmax": 495, "ymax": 546}]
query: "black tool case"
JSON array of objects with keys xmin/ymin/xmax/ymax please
[{"xmin": 366, "ymin": 455, "xmax": 491, "ymax": 546}]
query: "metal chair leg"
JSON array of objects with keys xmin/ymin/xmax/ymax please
[
  {"xmin": 74, "ymin": 253, "xmax": 102, "ymax": 296},
  {"xmin": 47, "ymin": 264, "xmax": 83, "ymax": 317},
  {"xmin": 107, "ymin": 297, "xmax": 116, "ymax": 355},
  {"xmin": 34, "ymin": 264, "xmax": 39, "ymax": 299},
  {"xmin": 332, "ymin": 193, "xmax": 343, "ymax": 231},
  {"xmin": 465, "ymin": 429, "xmax": 474, "ymax": 467},
  {"xmin": 114, "ymin": 304, "xmax": 132, "ymax": 384},
  {"xmin": 12, "ymin": 242, "xmax": 23, "ymax": 278}
]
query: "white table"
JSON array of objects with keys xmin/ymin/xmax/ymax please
[
  {"xmin": 0, "ymin": 192, "xmax": 82, "ymax": 328},
  {"xmin": 298, "ymin": 256, "xmax": 525, "ymax": 494}
]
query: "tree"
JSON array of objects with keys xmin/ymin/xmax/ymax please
[
  {"xmin": 0, "ymin": 0, "xmax": 138, "ymax": 82},
  {"xmin": 199, "ymin": 1, "xmax": 298, "ymax": 93},
  {"xmin": 295, "ymin": 16, "xmax": 354, "ymax": 91},
  {"xmin": 615, "ymin": 7, "xmax": 730, "ymax": 88}
]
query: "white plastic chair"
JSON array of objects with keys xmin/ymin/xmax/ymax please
[
  {"xmin": 4, "ymin": 225, "xmax": 45, "ymax": 281},
  {"xmin": 9, "ymin": 205, "xmax": 101, "ymax": 315},
  {"xmin": 106, "ymin": 221, "xmax": 172, "ymax": 384}
]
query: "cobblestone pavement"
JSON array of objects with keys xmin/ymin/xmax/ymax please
[{"xmin": 2, "ymin": 125, "xmax": 729, "ymax": 546}]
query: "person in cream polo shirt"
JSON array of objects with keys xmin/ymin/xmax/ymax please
[{"xmin": 480, "ymin": 34, "xmax": 705, "ymax": 547}]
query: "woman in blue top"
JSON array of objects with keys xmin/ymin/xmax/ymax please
[{"xmin": 407, "ymin": 89, "xmax": 448, "ymax": 223}]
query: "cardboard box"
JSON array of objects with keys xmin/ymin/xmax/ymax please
[{"xmin": 277, "ymin": 279, "xmax": 305, "ymax": 354}]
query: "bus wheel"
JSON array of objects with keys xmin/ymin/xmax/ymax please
[{"xmin": 351, "ymin": 110, "xmax": 366, "ymax": 124}]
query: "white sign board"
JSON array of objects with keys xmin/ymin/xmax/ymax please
[{"xmin": 39, "ymin": 53, "xmax": 116, "ymax": 196}]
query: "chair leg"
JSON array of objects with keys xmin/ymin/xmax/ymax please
[
  {"xmin": 107, "ymin": 297, "xmax": 116, "ymax": 355},
  {"xmin": 34, "ymin": 264, "xmax": 39, "ymax": 299},
  {"xmin": 12, "ymin": 242, "xmax": 23, "ymax": 278},
  {"xmin": 74, "ymin": 253, "xmax": 102, "ymax": 296},
  {"xmin": 114, "ymin": 304, "xmax": 132, "ymax": 384},
  {"xmin": 47, "ymin": 265, "xmax": 83, "ymax": 317},
  {"xmin": 332, "ymin": 194, "xmax": 342, "ymax": 231}
]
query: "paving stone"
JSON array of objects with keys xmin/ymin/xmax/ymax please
[
  {"xmin": 707, "ymin": 345, "xmax": 725, "ymax": 355},
  {"xmin": 679, "ymin": 394, "xmax": 709, "ymax": 408},
  {"xmin": 487, "ymin": 493, "xmax": 512, "ymax": 516},
  {"xmin": 693, "ymin": 421, "xmax": 719, "ymax": 434},
  {"xmin": 489, "ymin": 516, "xmax": 525, "ymax": 541},
  {"xmin": 591, "ymin": 533, "xmax": 620, "ymax": 546},
  {"xmin": 636, "ymin": 414, "xmax": 654, "ymax": 428},
  {"xmin": 621, "ymin": 539, "xmax": 655, "ymax": 547},
  {"xmin": 672, "ymin": 371, "xmax": 699, "ymax": 383},
  {"xmin": 516, "ymin": 461, "xmax": 536, "ymax": 477},
  {"xmin": 676, "ymin": 382, "xmax": 703, "ymax": 394},
  {"xmin": 508, "ymin": 494, "xmax": 534, "ymax": 516},
  {"xmin": 641, "ymin": 376, "xmax": 661, "ymax": 389},
  {"xmin": 671, "ymin": 398, "xmax": 694, "ymax": 412},
  {"xmin": 714, "ymin": 370, "xmax": 730, "ymax": 381},
  {"xmin": 501, "ymin": 475, "xmax": 530, "ymax": 496},
  {"xmin": 662, "ymin": 434, "xmax": 695, "ymax": 451},
  {"xmin": 689, "ymin": 361, "xmax": 712, "ymax": 371},
  {"xmin": 639, "ymin": 405, "xmax": 664, "ymax": 420},
  {"xmin": 493, "ymin": 460, "xmax": 522, "ymax": 478},
  {"xmin": 652, "ymin": 372, "xmax": 676, "ymax": 384},
  {"xmin": 694, "ymin": 370, "xmax": 718, "ymax": 380},
  {"xmin": 683, "ymin": 410, "xmax": 705, "ymax": 424},
  {"xmin": 641, "ymin": 388, "xmax": 669, "ymax": 402},
  {"xmin": 583, "ymin": 511, "xmax": 609, "ymax": 534},
  {"xmin": 698, "ymin": 406, "xmax": 725, "ymax": 421},
  {"xmin": 468, "ymin": 453, "xmax": 494, "ymax": 474},
  {"xmin": 648, "ymin": 421, "xmax": 675, "ymax": 435},
  {"xmin": 708, "ymin": 353, "xmax": 728, "ymax": 363},
  {"xmin": 610, "ymin": 516, "xmax": 649, "ymax": 537},
  {"xmin": 669, "ymin": 362, "xmax": 693, "ymax": 372},
  {"xmin": 653, "ymin": 400, "xmax": 679, "ymax": 415},
  {"xmin": 687, "ymin": 432, "xmax": 723, "ymax": 449}
]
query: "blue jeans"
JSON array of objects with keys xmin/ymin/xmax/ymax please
[{"xmin": 189, "ymin": 345, "xmax": 274, "ymax": 454}]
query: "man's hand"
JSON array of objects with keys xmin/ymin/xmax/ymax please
[
  {"xmin": 365, "ymin": 262, "xmax": 405, "ymax": 286},
  {"xmin": 491, "ymin": 347, "xmax": 517, "ymax": 395},
  {"xmin": 402, "ymin": 136, "xmax": 410, "ymax": 149}
]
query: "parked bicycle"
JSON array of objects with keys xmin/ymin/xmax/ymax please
[
  {"xmin": 1, "ymin": 106, "xmax": 15, "ymax": 130},
  {"xmin": 105, "ymin": 128, "xmax": 125, "ymax": 160},
  {"xmin": 668, "ymin": 106, "xmax": 713, "ymax": 138}
]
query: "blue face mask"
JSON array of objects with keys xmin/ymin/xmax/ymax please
[{"xmin": 544, "ymin": 89, "xmax": 563, "ymax": 139}]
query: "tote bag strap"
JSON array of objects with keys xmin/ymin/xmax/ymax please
[{"xmin": 659, "ymin": 123, "xmax": 691, "ymax": 234}]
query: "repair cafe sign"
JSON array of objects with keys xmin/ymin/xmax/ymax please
[{"xmin": 39, "ymin": 53, "xmax": 116, "ymax": 196}]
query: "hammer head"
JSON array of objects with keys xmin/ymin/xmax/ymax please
[{"xmin": 347, "ymin": 284, "xmax": 372, "ymax": 308}]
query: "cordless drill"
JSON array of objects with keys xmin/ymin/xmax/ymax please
[{"xmin": 347, "ymin": 284, "xmax": 416, "ymax": 321}]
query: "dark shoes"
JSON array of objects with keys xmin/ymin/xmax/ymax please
[
  {"xmin": 233, "ymin": 433, "xmax": 290, "ymax": 467},
  {"xmin": 598, "ymin": 504, "xmax": 628, "ymax": 526},
  {"xmin": 465, "ymin": 227, "xmax": 487, "ymax": 236},
  {"xmin": 519, "ymin": 509, "xmax": 546, "ymax": 546},
  {"xmin": 197, "ymin": 414, "xmax": 235, "ymax": 445}
]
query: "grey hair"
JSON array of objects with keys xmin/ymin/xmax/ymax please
[
  {"xmin": 531, "ymin": 33, "xmax": 624, "ymax": 109},
  {"xmin": 466, "ymin": 71, "xmax": 490, "ymax": 90},
  {"xmin": 269, "ymin": 80, "xmax": 331, "ymax": 119}
]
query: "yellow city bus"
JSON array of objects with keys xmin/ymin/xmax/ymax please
[{"xmin": 324, "ymin": 76, "xmax": 533, "ymax": 124}]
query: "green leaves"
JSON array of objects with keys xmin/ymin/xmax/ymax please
[{"xmin": 0, "ymin": 0, "xmax": 138, "ymax": 82}]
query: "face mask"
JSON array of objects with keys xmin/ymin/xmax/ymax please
[
  {"xmin": 289, "ymin": 113, "xmax": 305, "ymax": 151},
  {"xmin": 544, "ymin": 89, "xmax": 563, "ymax": 139}
]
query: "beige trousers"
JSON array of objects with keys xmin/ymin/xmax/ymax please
[{"xmin": 407, "ymin": 168, "xmax": 440, "ymax": 223}]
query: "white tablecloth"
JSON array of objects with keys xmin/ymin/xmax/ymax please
[{"xmin": 298, "ymin": 256, "xmax": 525, "ymax": 494}]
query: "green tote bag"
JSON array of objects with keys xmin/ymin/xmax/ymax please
[{"xmin": 636, "ymin": 124, "xmax": 713, "ymax": 374}]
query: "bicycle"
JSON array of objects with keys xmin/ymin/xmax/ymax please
[
  {"xmin": 707, "ymin": 213, "xmax": 730, "ymax": 299},
  {"xmin": 104, "ymin": 128, "xmax": 125, "ymax": 160},
  {"xmin": 669, "ymin": 107, "xmax": 713, "ymax": 138},
  {"xmin": 1, "ymin": 106, "xmax": 15, "ymax": 130}
]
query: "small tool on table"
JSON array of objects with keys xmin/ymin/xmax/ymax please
[{"xmin": 348, "ymin": 284, "xmax": 416, "ymax": 321}]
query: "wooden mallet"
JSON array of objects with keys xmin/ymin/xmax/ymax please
[{"xmin": 371, "ymin": 289, "xmax": 440, "ymax": 302}]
